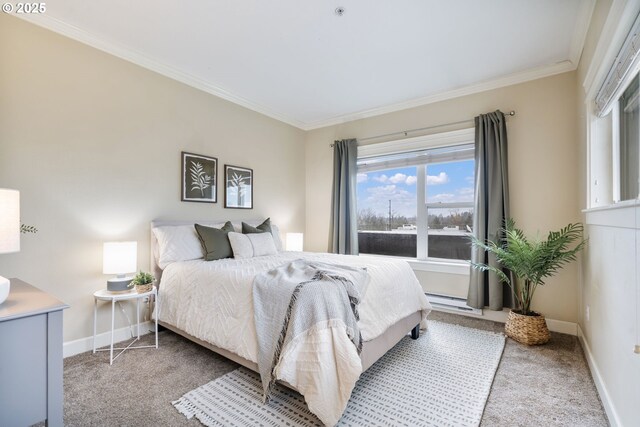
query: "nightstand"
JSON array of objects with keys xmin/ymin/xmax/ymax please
[{"xmin": 92, "ymin": 286, "xmax": 159, "ymax": 364}]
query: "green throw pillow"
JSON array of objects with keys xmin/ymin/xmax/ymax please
[
  {"xmin": 194, "ymin": 222, "xmax": 235, "ymax": 261},
  {"xmin": 242, "ymin": 218, "xmax": 272, "ymax": 234}
]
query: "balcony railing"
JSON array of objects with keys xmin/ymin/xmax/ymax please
[{"xmin": 357, "ymin": 230, "xmax": 471, "ymax": 260}]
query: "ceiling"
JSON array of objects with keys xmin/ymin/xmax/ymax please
[{"xmin": 17, "ymin": 1, "xmax": 594, "ymax": 130}]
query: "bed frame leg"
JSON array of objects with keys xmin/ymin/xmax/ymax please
[{"xmin": 411, "ymin": 324, "xmax": 420, "ymax": 340}]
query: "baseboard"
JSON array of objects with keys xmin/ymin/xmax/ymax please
[
  {"xmin": 63, "ymin": 321, "xmax": 153, "ymax": 358},
  {"xmin": 545, "ymin": 318, "xmax": 578, "ymax": 336},
  {"xmin": 430, "ymin": 305, "xmax": 483, "ymax": 317},
  {"xmin": 577, "ymin": 325, "xmax": 621, "ymax": 427},
  {"xmin": 66, "ymin": 310, "xmax": 577, "ymax": 357},
  {"xmin": 431, "ymin": 306, "xmax": 578, "ymax": 336}
]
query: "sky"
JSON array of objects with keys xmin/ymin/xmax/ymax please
[{"xmin": 357, "ymin": 159, "xmax": 475, "ymax": 218}]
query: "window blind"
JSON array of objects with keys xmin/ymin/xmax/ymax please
[
  {"xmin": 595, "ymin": 11, "xmax": 640, "ymax": 117},
  {"xmin": 357, "ymin": 143, "xmax": 474, "ymax": 173}
]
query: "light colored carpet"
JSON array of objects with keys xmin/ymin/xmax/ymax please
[
  {"xmin": 173, "ymin": 321, "xmax": 505, "ymax": 426},
  {"xmin": 60, "ymin": 312, "xmax": 609, "ymax": 426}
]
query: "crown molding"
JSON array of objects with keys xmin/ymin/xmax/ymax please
[
  {"xmin": 12, "ymin": 13, "xmax": 308, "ymax": 130},
  {"xmin": 15, "ymin": 13, "xmax": 583, "ymax": 132},
  {"xmin": 302, "ymin": 61, "xmax": 576, "ymax": 130}
]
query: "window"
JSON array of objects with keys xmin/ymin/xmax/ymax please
[
  {"xmin": 590, "ymin": 10, "xmax": 640, "ymax": 206},
  {"xmin": 618, "ymin": 73, "xmax": 640, "ymax": 201},
  {"xmin": 357, "ymin": 165, "xmax": 418, "ymax": 257},
  {"xmin": 425, "ymin": 159, "xmax": 474, "ymax": 259},
  {"xmin": 356, "ymin": 136, "xmax": 474, "ymax": 262}
]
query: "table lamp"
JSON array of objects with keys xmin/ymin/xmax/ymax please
[
  {"xmin": 103, "ymin": 241, "xmax": 137, "ymax": 292},
  {"xmin": 285, "ymin": 233, "xmax": 304, "ymax": 251},
  {"xmin": 0, "ymin": 189, "xmax": 20, "ymax": 305}
]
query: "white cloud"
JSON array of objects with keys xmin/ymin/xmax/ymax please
[
  {"xmin": 372, "ymin": 173, "xmax": 416, "ymax": 185},
  {"xmin": 361, "ymin": 185, "xmax": 417, "ymax": 217},
  {"xmin": 388, "ymin": 173, "xmax": 407, "ymax": 184},
  {"xmin": 367, "ymin": 184, "xmax": 400, "ymax": 197},
  {"xmin": 427, "ymin": 172, "xmax": 449, "ymax": 185},
  {"xmin": 357, "ymin": 173, "xmax": 368, "ymax": 183},
  {"xmin": 456, "ymin": 187, "xmax": 474, "ymax": 202},
  {"xmin": 465, "ymin": 175, "xmax": 475, "ymax": 184},
  {"xmin": 427, "ymin": 187, "xmax": 474, "ymax": 203},
  {"xmin": 428, "ymin": 193, "xmax": 455, "ymax": 202}
]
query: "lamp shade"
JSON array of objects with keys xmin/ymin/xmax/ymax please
[
  {"xmin": 0, "ymin": 189, "xmax": 20, "ymax": 254},
  {"xmin": 103, "ymin": 241, "xmax": 137, "ymax": 275},
  {"xmin": 285, "ymin": 233, "xmax": 304, "ymax": 251}
]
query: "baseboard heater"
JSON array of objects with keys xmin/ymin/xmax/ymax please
[{"xmin": 426, "ymin": 293, "xmax": 482, "ymax": 316}]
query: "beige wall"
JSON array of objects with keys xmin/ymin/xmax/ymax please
[
  {"xmin": 305, "ymin": 72, "xmax": 581, "ymax": 322},
  {"xmin": 2, "ymin": 8, "xmax": 635, "ymax": 421},
  {"xmin": 0, "ymin": 15, "xmax": 306, "ymax": 342},
  {"xmin": 576, "ymin": 1, "xmax": 640, "ymax": 425},
  {"xmin": 3, "ymin": 4, "xmax": 627, "ymax": 384}
]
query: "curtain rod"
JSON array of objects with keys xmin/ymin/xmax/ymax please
[{"xmin": 329, "ymin": 110, "xmax": 515, "ymax": 147}]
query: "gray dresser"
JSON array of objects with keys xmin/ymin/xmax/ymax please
[{"xmin": 0, "ymin": 279, "xmax": 69, "ymax": 427}]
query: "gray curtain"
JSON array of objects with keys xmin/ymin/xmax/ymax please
[
  {"xmin": 329, "ymin": 139, "xmax": 359, "ymax": 255},
  {"xmin": 467, "ymin": 111, "xmax": 513, "ymax": 310}
]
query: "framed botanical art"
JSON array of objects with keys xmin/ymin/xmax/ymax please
[
  {"xmin": 181, "ymin": 152, "xmax": 217, "ymax": 203},
  {"xmin": 224, "ymin": 164, "xmax": 253, "ymax": 209}
]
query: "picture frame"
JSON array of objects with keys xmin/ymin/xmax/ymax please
[
  {"xmin": 224, "ymin": 164, "xmax": 253, "ymax": 209},
  {"xmin": 181, "ymin": 151, "xmax": 217, "ymax": 203}
]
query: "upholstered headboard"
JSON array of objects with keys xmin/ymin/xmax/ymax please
[{"xmin": 150, "ymin": 219, "xmax": 282, "ymax": 287}]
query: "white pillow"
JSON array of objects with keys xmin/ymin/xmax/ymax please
[
  {"xmin": 232, "ymin": 220, "xmax": 284, "ymax": 252},
  {"xmin": 153, "ymin": 224, "xmax": 222, "ymax": 269},
  {"xmin": 228, "ymin": 232, "xmax": 278, "ymax": 259}
]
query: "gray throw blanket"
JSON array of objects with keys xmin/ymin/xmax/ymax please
[{"xmin": 252, "ymin": 259, "xmax": 369, "ymax": 402}]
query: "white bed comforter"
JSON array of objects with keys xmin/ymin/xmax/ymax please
[{"xmin": 158, "ymin": 252, "xmax": 431, "ymax": 425}]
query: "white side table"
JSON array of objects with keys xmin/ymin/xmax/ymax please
[{"xmin": 92, "ymin": 286, "xmax": 159, "ymax": 364}]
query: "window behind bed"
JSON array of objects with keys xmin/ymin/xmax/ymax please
[{"xmin": 356, "ymin": 129, "xmax": 474, "ymax": 262}]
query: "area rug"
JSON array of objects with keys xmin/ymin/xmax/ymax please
[{"xmin": 172, "ymin": 321, "xmax": 506, "ymax": 426}]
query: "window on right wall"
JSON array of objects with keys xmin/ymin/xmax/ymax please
[
  {"xmin": 590, "ymin": 10, "xmax": 640, "ymax": 207},
  {"xmin": 618, "ymin": 72, "xmax": 640, "ymax": 201}
]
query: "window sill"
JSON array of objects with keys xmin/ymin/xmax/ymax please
[
  {"xmin": 582, "ymin": 198, "xmax": 640, "ymax": 214},
  {"xmin": 359, "ymin": 254, "xmax": 470, "ymax": 275},
  {"xmin": 582, "ymin": 199, "xmax": 639, "ymax": 229}
]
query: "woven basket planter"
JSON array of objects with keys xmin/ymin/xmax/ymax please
[
  {"xmin": 135, "ymin": 283, "xmax": 153, "ymax": 294},
  {"xmin": 505, "ymin": 310, "xmax": 550, "ymax": 345}
]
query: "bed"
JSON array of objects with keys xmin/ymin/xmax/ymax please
[{"xmin": 150, "ymin": 219, "xmax": 432, "ymax": 425}]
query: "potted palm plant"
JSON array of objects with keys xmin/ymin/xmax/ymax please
[
  {"xmin": 471, "ymin": 219, "xmax": 586, "ymax": 345},
  {"xmin": 130, "ymin": 271, "xmax": 155, "ymax": 294}
]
